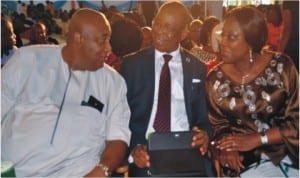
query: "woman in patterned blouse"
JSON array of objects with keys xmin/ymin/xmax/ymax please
[{"xmin": 206, "ymin": 6, "xmax": 298, "ymax": 177}]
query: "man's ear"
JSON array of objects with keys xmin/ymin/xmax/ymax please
[
  {"xmin": 74, "ymin": 32, "xmax": 82, "ymax": 44},
  {"xmin": 180, "ymin": 25, "xmax": 189, "ymax": 41}
]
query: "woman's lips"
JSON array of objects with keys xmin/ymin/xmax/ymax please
[{"xmin": 220, "ymin": 48, "xmax": 230, "ymax": 58}]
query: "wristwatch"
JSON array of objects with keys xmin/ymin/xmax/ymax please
[
  {"xmin": 260, "ymin": 129, "xmax": 269, "ymax": 145},
  {"xmin": 97, "ymin": 163, "xmax": 112, "ymax": 177}
]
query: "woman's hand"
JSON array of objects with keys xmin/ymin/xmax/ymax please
[
  {"xmin": 131, "ymin": 144, "xmax": 150, "ymax": 168},
  {"xmin": 191, "ymin": 127, "xmax": 209, "ymax": 155},
  {"xmin": 218, "ymin": 133, "xmax": 261, "ymax": 152}
]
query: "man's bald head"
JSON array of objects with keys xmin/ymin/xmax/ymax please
[
  {"xmin": 62, "ymin": 8, "xmax": 112, "ymax": 71},
  {"xmin": 151, "ymin": 1, "xmax": 192, "ymax": 53},
  {"xmin": 67, "ymin": 8, "xmax": 110, "ymax": 42},
  {"xmin": 156, "ymin": 1, "xmax": 192, "ymax": 28}
]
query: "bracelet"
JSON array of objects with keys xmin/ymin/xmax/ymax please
[
  {"xmin": 260, "ymin": 130, "xmax": 269, "ymax": 145},
  {"xmin": 96, "ymin": 163, "xmax": 112, "ymax": 177}
]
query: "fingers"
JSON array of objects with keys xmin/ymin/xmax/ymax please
[
  {"xmin": 215, "ymin": 137, "xmax": 246, "ymax": 172},
  {"xmin": 238, "ymin": 155, "xmax": 245, "ymax": 169},
  {"xmin": 218, "ymin": 136, "xmax": 238, "ymax": 151},
  {"xmin": 219, "ymin": 150, "xmax": 243, "ymax": 172},
  {"xmin": 192, "ymin": 127, "xmax": 209, "ymax": 155},
  {"xmin": 132, "ymin": 145, "xmax": 150, "ymax": 168}
]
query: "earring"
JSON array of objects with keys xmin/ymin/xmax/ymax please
[{"xmin": 249, "ymin": 49, "xmax": 253, "ymax": 63}]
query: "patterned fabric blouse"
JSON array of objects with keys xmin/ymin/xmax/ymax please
[
  {"xmin": 206, "ymin": 52, "xmax": 299, "ymax": 165},
  {"xmin": 190, "ymin": 46, "xmax": 217, "ymax": 64}
]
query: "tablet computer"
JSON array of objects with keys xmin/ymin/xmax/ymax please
[{"xmin": 148, "ymin": 131, "xmax": 207, "ymax": 177}]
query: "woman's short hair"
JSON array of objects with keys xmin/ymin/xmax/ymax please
[
  {"xmin": 199, "ymin": 16, "xmax": 220, "ymax": 46},
  {"xmin": 225, "ymin": 6, "xmax": 268, "ymax": 53},
  {"xmin": 110, "ymin": 17, "xmax": 143, "ymax": 57}
]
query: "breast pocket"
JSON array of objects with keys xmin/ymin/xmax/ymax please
[
  {"xmin": 191, "ymin": 83, "xmax": 203, "ymax": 99},
  {"xmin": 71, "ymin": 105, "xmax": 106, "ymax": 146},
  {"xmin": 192, "ymin": 82, "xmax": 202, "ymax": 91}
]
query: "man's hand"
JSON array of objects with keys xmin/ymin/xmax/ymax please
[
  {"xmin": 85, "ymin": 140, "xmax": 127, "ymax": 177},
  {"xmin": 191, "ymin": 126, "xmax": 209, "ymax": 155},
  {"xmin": 84, "ymin": 166, "xmax": 106, "ymax": 177},
  {"xmin": 131, "ymin": 144, "xmax": 150, "ymax": 168}
]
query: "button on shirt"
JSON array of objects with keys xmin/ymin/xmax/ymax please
[{"xmin": 146, "ymin": 47, "xmax": 189, "ymax": 138}]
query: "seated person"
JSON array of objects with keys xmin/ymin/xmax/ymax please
[
  {"xmin": 120, "ymin": 1, "xmax": 215, "ymax": 177},
  {"xmin": 28, "ymin": 22, "xmax": 59, "ymax": 45},
  {"xmin": 188, "ymin": 19, "xmax": 203, "ymax": 47},
  {"xmin": 107, "ymin": 17, "xmax": 143, "ymax": 71},
  {"xmin": 1, "ymin": 17, "xmax": 18, "ymax": 67},
  {"xmin": 190, "ymin": 16, "xmax": 220, "ymax": 63},
  {"xmin": 2, "ymin": 8, "xmax": 131, "ymax": 177},
  {"xmin": 207, "ymin": 6, "xmax": 298, "ymax": 177},
  {"xmin": 265, "ymin": 4, "xmax": 282, "ymax": 51}
]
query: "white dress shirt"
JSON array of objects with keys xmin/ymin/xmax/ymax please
[
  {"xmin": 1, "ymin": 45, "xmax": 131, "ymax": 177},
  {"xmin": 146, "ymin": 47, "xmax": 189, "ymax": 138}
]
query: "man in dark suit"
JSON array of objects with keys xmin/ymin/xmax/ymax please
[{"xmin": 120, "ymin": 1, "xmax": 215, "ymax": 177}]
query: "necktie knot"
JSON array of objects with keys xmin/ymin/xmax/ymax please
[{"xmin": 163, "ymin": 54, "xmax": 172, "ymax": 63}]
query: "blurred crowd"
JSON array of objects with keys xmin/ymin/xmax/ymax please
[{"xmin": 2, "ymin": 1, "xmax": 298, "ymax": 71}]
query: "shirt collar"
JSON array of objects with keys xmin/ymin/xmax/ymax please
[{"xmin": 155, "ymin": 46, "xmax": 181, "ymax": 62}]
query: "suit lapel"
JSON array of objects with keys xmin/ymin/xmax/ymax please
[
  {"xmin": 143, "ymin": 47, "xmax": 156, "ymax": 125},
  {"xmin": 144, "ymin": 47, "xmax": 155, "ymax": 92},
  {"xmin": 180, "ymin": 48, "xmax": 193, "ymax": 124}
]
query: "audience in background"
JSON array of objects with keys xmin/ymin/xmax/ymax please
[
  {"xmin": 125, "ymin": 7, "xmax": 147, "ymax": 27},
  {"xmin": 188, "ymin": 19, "xmax": 203, "ymax": 47},
  {"xmin": 16, "ymin": 1, "xmax": 23, "ymax": 15},
  {"xmin": 11, "ymin": 12, "xmax": 26, "ymax": 47},
  {"xmin": 190, "ymin": 3, "xmax": 205, "ymax": 21},
  {"xmin": 181, "ymin": 18, "xmax": 203, "ymax": 51},
  {"xmin": 190, "ymin": 16, "xmax": 220, "ymax": 64},
  {"xmin": 278, "ymin": 1, "xmax": 299, "ymax": 71},
  {"xmin": 206, "ymin": 23, "xmax": 223, "ymax": 72},
  {"xmin": 265, "ymin": 4, "xmax": 282, "ymax": 51},
  {"xmin": 46, "ymin": 0, "xmax": 55, "ymax": 16},
  {"xmin": 138, "ymin": 1, "xmax": 158, "ymax": 26}
]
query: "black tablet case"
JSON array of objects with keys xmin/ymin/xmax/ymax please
[{"xmin": 148, "ymin": 131, "xmax": 207, "ymax": 177}]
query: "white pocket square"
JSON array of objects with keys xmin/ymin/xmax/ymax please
[{"xmin": 192, "ymin": 78, "xmax": 201, "ymax": 83}]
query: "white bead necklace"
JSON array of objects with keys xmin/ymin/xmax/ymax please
[{"xmin": 241, "ymin": 73, "xmax": 250, "ymax": 92}]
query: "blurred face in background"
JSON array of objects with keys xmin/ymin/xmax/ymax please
[
  {"xmin": 2, "ymin": 19, "xmax": 16, "ymax": 49},
  {"xmin": 188, "ymin": 19, "xmax": 202, "ymax": 45},
  {"xmin": 31, "ymin": 23, "xmax": 47, "ymax": 43}
]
